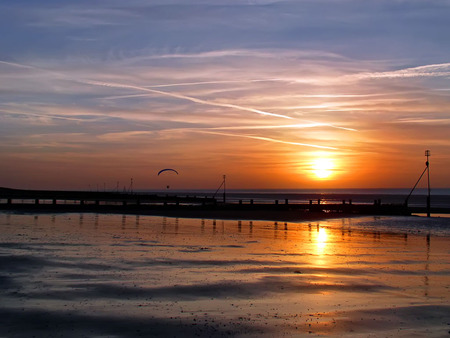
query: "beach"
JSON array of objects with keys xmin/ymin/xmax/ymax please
[{"xmin": 1, "ymin": 212, "xmax": 449, "ymax": 337}]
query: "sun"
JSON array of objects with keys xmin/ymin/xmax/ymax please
[{"xmin": 312, "ymin": 158, "xmax": 335, "ymax": 179}]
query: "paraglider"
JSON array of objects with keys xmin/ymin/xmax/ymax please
[
  {"xmin": 157, "ymin": 168, "xmax": 179, "ymax": 189},
  {"xmin": 157, "ymin": 168, "xmax": 179, "ymax": 176}
]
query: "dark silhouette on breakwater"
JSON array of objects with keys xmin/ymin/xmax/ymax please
[
  {"xmin": 2, "ymin": 187, "xmax": 449, "ymax": 221},
  {"xmin": 405, "ymin": 150, "xmax": 432, "ymax": 217}
]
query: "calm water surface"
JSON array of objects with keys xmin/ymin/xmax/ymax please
[{"xmin": 0, "ymin": 212, "xmax": 449, "ymax": 337}]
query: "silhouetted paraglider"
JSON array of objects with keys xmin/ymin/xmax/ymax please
[
  {"xmin": 157, "ymin": 168, "xmax": 179, "ymax": 176},
  {"xmin": 157, "ymin": 168, "xmax": 179, "ymax": 189}
]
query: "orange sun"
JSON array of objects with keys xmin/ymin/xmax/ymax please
[{"xmin": 312, "ymin": 158, "xmax": 335, "ymax": 179}]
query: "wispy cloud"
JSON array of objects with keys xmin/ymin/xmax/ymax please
[
  {"xmin": 145, "ymin": 79, "xmax": 281, "ymax": 89},
  {"xmin": 84, "ymin": 80, "xmax": 294, "ymax": 120},
  {"xmin": 394, "ymin": 118, "xmax": 450, "ymax": 124},
  {"xmin": 207, "ymin": 123, "xmax": 326, "ymax": 130},
  {"xmin": 0, "ymin": 108, "xmax": 98, "ymax": 124},
  {"xmin": 121, "ymin": 49, "xmax": 348, "ymax": 64},
  {"xmin": 0, "ymin": 60, "xmax": 40, "ymax": 71},
  {"xmin": 348, "ymin": 63, "xmax": 450, "ymax": 81},
  {"xmin": 198, "ymin": 131, "xmax": 338, "ymax": 150}
]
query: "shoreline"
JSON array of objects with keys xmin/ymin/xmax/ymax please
[{"xmin": 0, "ymin": 204, "xmax": 357, "ymax": 222}]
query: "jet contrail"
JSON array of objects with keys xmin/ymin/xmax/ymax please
[
  {"xmin": 348, "ymin": 62, "xmax": 450, "ymax": 80},
  {"xmin": 84, "ymin": 80, "xmax": 294, "ymax": 119},
  {"xmin": 198, "ymin": 131, "xmax": 338, "ymax": 150},
  {"xmin": 90, "ymin": 80, "xmax": 357, "ymax": 131},
  {"xmin": 145, "ymin": 78, "xmax": 282, "ymax": 88},
  {"xmin": 0, "ymin": 59, "xmax": 357, "ymax": 131},
  {"xmin": 207, "ymin": 123, "xmax": 325, "ymax": 130},
  {"xmin": 0, "ymin": 60, "xmax": 39, "ymax": 70},
  {"xmin": 0, "ymin": 108, "xmax": 101, "ymax": 123}
]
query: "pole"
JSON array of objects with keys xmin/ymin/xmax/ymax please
[
  {"xmin": 425, "ymin": 150, "xmax": 430, "ymax": 217},
  {"xmin": 405, "ymin": 166, "xmax": 428, "ymax": 206},
  {"xmin": 223, "ymin": 175, "xmax": 226, "ymax": 203}
]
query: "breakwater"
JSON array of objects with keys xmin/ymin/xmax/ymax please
[{"xmin": 3, "ymin": 187, "xmax": 449, "ymax": 221}]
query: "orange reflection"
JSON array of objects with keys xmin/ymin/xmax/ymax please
[{"xmin": 315, "ymin": 226, "xmax": 329, "ymax": 255}]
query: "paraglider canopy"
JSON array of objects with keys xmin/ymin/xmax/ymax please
[{"xmin": 157, "ymin": 168, "xmax": 179, "ymax": 176}]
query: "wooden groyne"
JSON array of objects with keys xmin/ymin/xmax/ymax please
[
  {"xmin": 2, "ymin": 187, "xmax": 450, "ymax": 222},
  {"xmin": 4, "ymin": 187, "xmax": 446, "ymax": 221},
  {"xmin": 0, "ymin": 187, "xmax": 217, "ymax": 210}
]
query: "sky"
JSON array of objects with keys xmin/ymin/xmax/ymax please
[{"xmin": 1, "ymin": 0, "xmax": 449, "ymax": 191}]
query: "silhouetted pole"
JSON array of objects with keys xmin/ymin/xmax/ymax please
[
  {"xmin": 129, "ymin": 178, "xmax": 134, "ymax": 194},
  {"xmin": 223, "ymin": 175, "xmax": 226, "ymax": 203},
  {"xmin": 425, "ymin": 150, "xmax": 431, "ymax": 217},
  {"xmin": 213, "ymin": 175, "xmax": 227, "ymax": 203},
  {"xmin": 404, "ymin": 150, "xmax": 431, "ymax": 217}
]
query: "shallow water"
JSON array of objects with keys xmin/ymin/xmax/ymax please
[{"xmin": 0, "ymin": 212, "xmax": 449, "ymax": 337}]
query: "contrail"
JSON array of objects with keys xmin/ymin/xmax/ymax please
[
  {"xmin": 0, "ymin": 60, "xmax": 39, "ymax": 70},
  {"xmin": 0, "ymin": 108, "xmax": 100, "ymax": 123},
  {"xmin": 394, "ymin": 118, "xmax": 450, "ymax": 124},
  {"xmin": 198, "ymin": 131, "xmax": 338, "ymax": 150},
  {"xmin": 0, "ymin": 59, "xmax": 357, "ymax": 131},
  {"xmin": 302, "ymin": 120, "xmax": 357, "ymax": 132},
  {"xmin": 206, "ymin": 122, "xmax": 356, "ymax": 132},
  {"xmin": 207, "ymin": 123, "xmax": 325, "ymax": 130},
  {"xmin": 93, "ymin": 81, "xmax": 357, "ymax": 131},
  {"xmin": 348, "ymin": 63, "xmax": 450, "ymax": 80},
  {"xmin": 145, "ymin": 79, "xmax": 281, "ymax": 88},
  {"xmin": 84, "ymin": 80, "xmax": 293, "ymax": 120}
]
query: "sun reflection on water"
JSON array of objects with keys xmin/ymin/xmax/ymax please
[
  {"xmin": 316, "ymin": 226, "xmax": 328, "ymax": 252},
  {"xmin": 313, "ymin": 226, "xmax": 330, "ymax": 268}
]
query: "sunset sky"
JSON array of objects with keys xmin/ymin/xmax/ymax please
[{"xmin": 1, "ymin": 1, "xmax": 449, "ymax": 190}]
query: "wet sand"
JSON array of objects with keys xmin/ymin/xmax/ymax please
[{"xmin": 0, "ymin": 212, "xmax": 449, "ymax": 337}]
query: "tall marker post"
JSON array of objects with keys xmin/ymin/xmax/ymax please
[
  {"xmin": 213, "ymin": 175, "xmax": 227, "ymax": 204},
  {"xmin": 223, "ymin": 175, "xmax": 226, "ymax": 204},
  {"xmin": 425, "ymin": 150, "xmax": 431, "ymax": 217},
  {"xmin": 404, "ymin": 150, "xmax": 432, "ymax": 217}
]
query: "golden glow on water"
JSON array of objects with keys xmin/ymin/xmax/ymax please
[
  {"xmin": 1, "ymin": 213, "xmax": 449, "ymax": 337},
  {"xmin": 316, "ymin": 226, "xmax": 328, "ymax": 252}
]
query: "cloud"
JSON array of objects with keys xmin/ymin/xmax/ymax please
[
  {"xmin": 0, "ymin": 108, "xmax": 95, "ymax": 124},
  {"xmin": 394, "ymin": 118, "xmax": 450, "ymax": 125},
  {"xmin": 84, "ymin": 80, "xmax": 294, "ymax": 120},
  {"xmin": 119, "ymin": 49, "xmax": 349, "ymax": 65},
  {"xmin": 198, "ymin": 131, "xmax": 338, "ymax": 150},
  {"xmin": 347, "ymin": 63, "xmax": 450, "ymax": 81}
]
